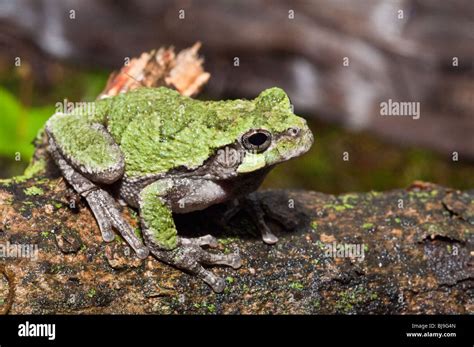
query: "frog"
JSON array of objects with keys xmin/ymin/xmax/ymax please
[{"xmin": 45, "ymin": 86, "xmax": 313, "ymax": 292}]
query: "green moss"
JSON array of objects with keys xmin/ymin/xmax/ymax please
[
  {"xmin": 289, "ymin": 282, "xmax": 304, "ymax": 290},
  {"xmin": 133, "ymin": 227, "xmax": 142, "ymax": 239},
  {"xmin": 225, "ymin": 276, "xmax": 235, "ymax": 284},
  {"xmin": 206, "ymin": 304, "xmax": 216, "ymax": 313},
  {"xmin": 20, "ymin": 159, "xmax": 46, "ymax": 180},
  {"xmin": 362, "ymin": 222, "xmax": 374, "ymax": 230},
  {"xmin": 193, "ymin": 301, "xmax": 216, "ymax": 313},
  {"xmin": 128, "ymin": 207, "xmax": 138, "ymax": 220},
  {"xmin": 341, "ymin": 193, "xmax": 358, "ymax": 205},
  {"xmin": 311, "ymin": 221, "xmax": 318, "ymax": 231},
  {"xmin": 0, "ymin": 158, "xmax": 46, "ymax": 185},
  {"xmin": 218, "ymin": 237, "xmax": 237, "ymax": 246},
  {"xmin": 324, "ymin": 203, "xmax": 354, "ymax": 212},
  {"xmin": 422, "ymin": 223, "xmax": 442, "ymax": 233},
  {"xmin": 335, "ymin": 285, "xmax": 378, "ymax": 314},
  {"xmin": 24, "ymin": 186, "xmax": 44, "ymax": 196},
  {"xmin": 87, "ymin": 288, "xmax": 97, "ymax": 298}
]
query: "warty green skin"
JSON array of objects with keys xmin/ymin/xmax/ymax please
[
  {"xmin": 45, "ymin": 86, "xmax": 313, "ymax": 292},
  {"xmin": 48, "ymin": 87, "xmax": 309, "ymax": 178}
]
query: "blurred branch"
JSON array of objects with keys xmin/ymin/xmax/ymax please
[{"xmin": 100, "ymin": 42, "xmax": 210, "ymax": 98}]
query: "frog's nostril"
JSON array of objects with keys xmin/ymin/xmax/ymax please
[{"xmin": 288, "ymin": 127, "xmax": 300, "ymax": 137}]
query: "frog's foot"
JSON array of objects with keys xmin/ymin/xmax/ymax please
[
  {"xmin": 219, "ymin": 196, "xmax": 279, "ymax": 245},
  {"xmin": 84, "ymin": 189, "xmax": 149, "ymax": 259},
  {"xmin": 247, "ymin": 203, "xmax": 279, "ymax": 245},
  {"xmin": 180, "ymin": 234, "xmax": 219, "ymax": 248},
  {"xmin": 147, "ymin": 238, "xmax": 242, "ymax": 293}
]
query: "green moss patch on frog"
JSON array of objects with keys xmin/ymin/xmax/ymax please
[
  {"xmin": 110, "ymin": 87, "xmax": 307, "ymax": 177},
  {"xmin": 139, "ymin": 182, "xmax": 177, "ymax": 250}
]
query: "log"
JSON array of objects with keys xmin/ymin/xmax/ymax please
[
  {"xmin": 0, "ymin": 171, "xmax": 472, "ymax": 314},
  {"xmin": 0, "ymin": 45, "xmax": 471, "ymax": 314}
]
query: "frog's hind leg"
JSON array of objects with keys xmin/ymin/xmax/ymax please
[
  {"xmin": 138, "ymin": 180, "xmax": 242, "ymax": 293},
  {"xmin": 45, "ymin": 113, "xmax": 125, "ymax": 184},
  {"xmin": 46, "ymin": 116, "xmax": 149, "ymax": 259}
]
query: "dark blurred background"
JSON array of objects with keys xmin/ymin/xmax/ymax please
[{"xmin": 0, "ymin": 0, "xmax": 473, "ymax": 193}]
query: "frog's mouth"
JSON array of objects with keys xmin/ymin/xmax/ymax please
[{"xmin": 265, "ymin": 125, "xmax": 314, "ymax": 166}]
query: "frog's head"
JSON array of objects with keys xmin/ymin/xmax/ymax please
[{"xmin": 236, "ymin": 87, "xmax": 314, "ymax": 174}]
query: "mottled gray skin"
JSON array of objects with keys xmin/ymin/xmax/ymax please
[{"xmin": 46, "ymin": 87, "xmax": 313, "ymax": 292}]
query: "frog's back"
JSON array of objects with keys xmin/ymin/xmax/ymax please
[{"xmin": 103, "ymin": 87, "xmax": 241, "ymax": 178}]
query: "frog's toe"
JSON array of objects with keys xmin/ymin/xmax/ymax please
[
  {"xmin": 86, "ymin": 188, "xmax": 149, "ymax": 258},
  {"xmin": 173, "ymin": 244, "xmax": 228, "ymax": 292},
  {"xmin": 98, "ymin": 222, "xmax": 115, "ymax": 242},
  {"xmin": 86, "ymin": 191, "xmax": 115, "ymax": 242},
  {"xmin": 201, "ymin": 251, "xmax": 242, "ymax": 269},
  {"xmin": 196, "ymin": 267, "xmax": 226, "ymax": 293},
  {"xmin": 181, "ymin": 234, "xmax": 218, "ymax": 248},
  {"xmin": 134, "ymin": 247, "xmax": 150, "ymax": 259},
  {"xmin": 147, "ymin": 241, "xmax": 240, "ymax": 292},
  {"xmin": 261, "ymin": 228, "xmax": 279, "ymax": 245}
]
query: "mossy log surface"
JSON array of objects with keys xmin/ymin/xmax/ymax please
[{"xmin": 0, "ymin": 154, "xmax": 472, "ymax": 314}]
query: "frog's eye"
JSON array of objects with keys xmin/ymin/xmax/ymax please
[{"xmin": 242, "ymin": 129, "xmax": 272, "ymax": 153}]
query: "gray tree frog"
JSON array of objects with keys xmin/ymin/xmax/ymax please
[{"xmin": 46, "ymin": 87, "xmax": 313, "ymax": 292}]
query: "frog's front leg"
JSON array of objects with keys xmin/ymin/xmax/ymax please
[
  {"xmin": 219, "ymin": 196, "xmax": 279, "ymax": 245},
  {"xmin": 139, "ymin": 179, "xmax": 242, "ymax": 293},
  {"xmin": 46, "ymin": 114, "xmax": 149, "ymax": 258}
]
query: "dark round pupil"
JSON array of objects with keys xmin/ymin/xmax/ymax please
[{"xmin": 248, "ymin": 132, "xmax": 268, "ymax": 146}]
